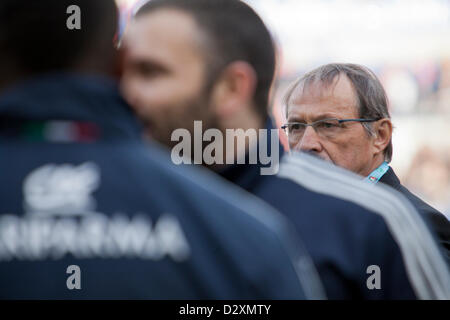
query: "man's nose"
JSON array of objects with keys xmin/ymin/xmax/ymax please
[{"xmin": 295, "ymin": 126, "xmax": 323, "ymax": 153}]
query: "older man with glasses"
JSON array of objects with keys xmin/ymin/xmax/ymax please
[{"xmin": 283, "ymin": 63, "xmax": 450, "ymax": 259}]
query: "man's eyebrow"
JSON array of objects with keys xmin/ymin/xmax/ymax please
[
  {"xmin": 287, "ymin": 113, "xmax": 339, "ymax": 122},
  {"xmin": 286, "ymin": 115, "xmax": 306, "ymax": 123},
  {"xmin": 130, "ymin": 57, "xmax": 169, "ymax": 72},
  {"xmin": 310, "ymin": 114, "xmax": 340, "ymax": 121}
]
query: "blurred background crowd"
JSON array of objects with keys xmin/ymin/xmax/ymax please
[{"xmin": 117, "ymin": 0, "xmax": 450, "ymax": 218}]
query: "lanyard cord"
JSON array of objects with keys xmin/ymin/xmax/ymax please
[{"xmin": 365, "ymin": 161, "xmax": 389, "ymax": 184}]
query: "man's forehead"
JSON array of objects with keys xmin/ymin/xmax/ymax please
[
  {"xmin": 124, "ymin": 9, "xmax": 205, "ymax": 60},
  {"xmin": 288, "ymin": 75, "xmax": 359, "ymax": 117}
]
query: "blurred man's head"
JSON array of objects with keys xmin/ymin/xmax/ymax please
[
  {"xmin": 0, "ymin": 0, "xmax": 118, "ymax": 90},
  {"xmin": 283, "ymin": 63, "xmax": 393, "ymax": 176},
  {"xmin": 121, "ymin": 0, "xmax": 276, "ymax": 151}
]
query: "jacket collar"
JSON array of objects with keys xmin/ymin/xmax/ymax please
[
  {"xmin": 378, "ymin": 166, "xmax": 401, "ymax": 190},
  {"xmin": 0, "ymin": 73, "xmax": 142, "ymax": 141}
]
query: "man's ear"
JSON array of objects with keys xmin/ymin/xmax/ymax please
[
  {"xmin": 210, "ymin": 61, "xmax": 257, "ymax": 119},
  {"xmin": 372, "ymin": 118, "xmax": 393, "ymax": 155}
]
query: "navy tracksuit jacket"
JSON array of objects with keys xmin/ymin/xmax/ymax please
[
  {"xmin": 0, "ymin": 74, "xmax": 322, "ymax": 299},
  {"xmin": 218, "ymin": 121, "xmax": 450, "ymax": 299}
]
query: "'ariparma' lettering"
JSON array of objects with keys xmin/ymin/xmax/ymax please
[{"xmin": 0, "ymin": 213, "xmax": 190, "ymax": 262}]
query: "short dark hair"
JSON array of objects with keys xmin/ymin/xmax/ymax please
[
  {"xmin": 284, "ymin": 63, "xmax": 393, "ymax": 162},
  {"xmin": 0, "ymin": 0, "xmax": 118, "ymax": 75},
  {"xmin": 136, "ymin": 0, "xmax": 276, "ymax": 117}
]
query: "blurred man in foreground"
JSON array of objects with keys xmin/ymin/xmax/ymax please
[
  {"xmin": 0, "ymin": 0, "xmax": 321, "ymax": 299},
  {"xmin": 282, "ymin": 63, "xmax": 450, "ymax": 259},
  {"xmin": 121, "ymin": 0, "xmax": 450, "ymax": 299}
]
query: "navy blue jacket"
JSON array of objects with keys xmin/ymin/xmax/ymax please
[
  {"xmin": 218, "ymin": 122, "xmax": 450, "ymax": 299},
  {"xmin": 0, "ymin": 74, "xmax": 322, "ymax": 299},
  {"xmin": 379, "ymin": 167, "xmax": 450, "ymax": 260}
]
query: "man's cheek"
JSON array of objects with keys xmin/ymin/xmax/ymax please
[
  {"xmin": 121, "ymin": 80, "xmax": 144, "ymax": 109},
  {"xmin": 326, "ymin": 145, "xmax": 352, "ymax": 169},
  {"xmin": 320, "ymin": 143, "xmax": 337, "ymax": 162}
]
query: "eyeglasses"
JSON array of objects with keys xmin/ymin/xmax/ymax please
[{"xmin": 281, "ymin": 118, "xmax": 380, "ymax": 141}]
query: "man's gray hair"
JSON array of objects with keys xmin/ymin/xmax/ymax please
[{"xmin": 283, "ymin": 63, "xmax": 393, "ymax": 162}]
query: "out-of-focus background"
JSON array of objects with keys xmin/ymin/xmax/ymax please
[{"xmin": 117, "ymin": 0, "xmax": 450, "ymax": 218}]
